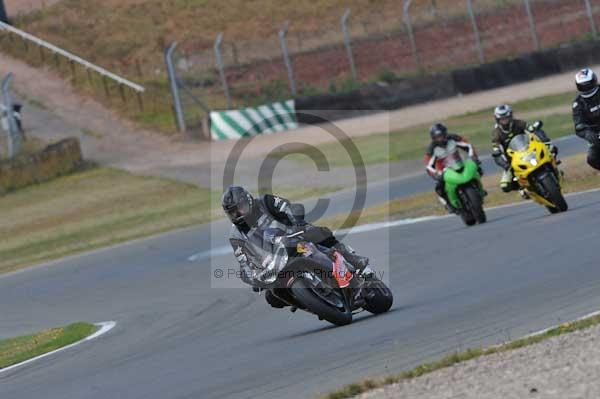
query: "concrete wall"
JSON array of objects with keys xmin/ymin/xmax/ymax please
[{"xmin": 0, "ymin": 138, "xmax": 83, "ymax": 194}]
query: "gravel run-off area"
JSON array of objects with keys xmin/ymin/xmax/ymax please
[{"xmin": 358, "ymin": 322, "xmax": 600, "ymax": 399}]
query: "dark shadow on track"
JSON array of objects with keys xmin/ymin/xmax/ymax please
[{"xmin": 267, "ymin": 308, "xmax": 405, "ymax": 343}]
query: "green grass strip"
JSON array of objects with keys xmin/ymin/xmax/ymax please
[{"xmin": 0, "ymin": 322, "xmax": 98, "ymax": 370}]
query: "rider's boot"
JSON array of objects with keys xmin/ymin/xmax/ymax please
[
  {"xmin": 333, "ymin": 242, "xmax": 369, "ymax": 271},
  {"xmin": 519, "ymin": 188, "xmax": 530, "ymax": 200},
  {"xmin": 437, "ymin": 195, "xmax": 457, "ymax": 214}
]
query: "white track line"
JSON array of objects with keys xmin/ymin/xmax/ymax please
[
  {"xmin": 188, "ymin": 245, "xmax": 233, "ymax": 262},
  {"xmin": 187, "ymin": 186, "xmax": 600, "ymax": 262},
  {"xmin": 0, "ymin": 321, "xmax": 116, "ymax": 375}
]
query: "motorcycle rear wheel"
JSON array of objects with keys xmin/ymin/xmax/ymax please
[
  {"xmin": 363, "ymin": 277, "xmax": 393, "ymax": 314},
  {"xmin": 291, "ymin": 278, "xmax": 352, "ymax": 326}
]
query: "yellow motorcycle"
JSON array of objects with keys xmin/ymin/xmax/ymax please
[{"xmin": 506, "ymin": 133, "xmax": 567, "ymax": 214}]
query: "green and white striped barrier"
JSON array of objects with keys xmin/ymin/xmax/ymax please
[{"xmin": 210, "ymin": 100, "xmax": 298, "ymax": 141}]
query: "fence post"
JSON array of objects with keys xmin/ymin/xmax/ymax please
[
  {"xmin": 341, "ymin": 9, "xmax": 358, "ymax": 80},
  {"xmin": 583, "ymin": 0, "xmax": 597, "ymax": 39},
  {"xmin": 279, "ymin": 21, "xmax": 297, "ymax": 96},
  {"xmin": 403, "ymin": 0, "xmax": 422, "ymax": 72},
  {"xmin": 214, "ymin": 33, "xmax": 232, "ymax": 109},
  {"xmin": 523, "ymin": 0, "xmax": 540, "ymax": 51},
  {"xmin": 466, "ymin": 0, "xmax": 484, "ymax": 64},
  {"xmin": 164, "ymin": 42, "xmax": 186, "ymax": 133},
  {"xmin": 2, "ymin": 73, "xmax": 22, "ymax": 158}
]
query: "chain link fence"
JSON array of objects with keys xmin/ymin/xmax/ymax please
[
  {"xmin": 165, "ymin": 0, "xmax": 600, "ymax": 136},
  {"xmin": 1, "ymin": 73, "xmax": 23, "ymax": 159}
]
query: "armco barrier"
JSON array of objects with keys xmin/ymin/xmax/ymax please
[{"xmin": 296, "ymin": 38, "xmax": 600, "ymax": 124}]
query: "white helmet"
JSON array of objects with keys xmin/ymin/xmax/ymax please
[
  {"xmin": 494, "ymin": 104, "xmax": 513, "ymax": 131},
  {"xmin": 575, "ymin": 68, "xmax": 599, "ymax": 98}
]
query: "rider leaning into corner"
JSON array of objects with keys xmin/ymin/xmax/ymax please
[
  {"xmin": 424, "ymin": 122, "xmax": 483, "ymax": 213},
  {"xmin": 491, "ymin": 104, "xmax": 558, "ymax": 197},
  {"xmin": 573, "ymin": 68, "xmax": 600, "ymax": 171},
  {"xmin": 221, "ymin": 186, "xmax": 370, "ymax": 308}
]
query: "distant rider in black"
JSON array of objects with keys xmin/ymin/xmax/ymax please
[{"xmin": 572, "ymin": 68, "xmax": 600, "ymax": 171}]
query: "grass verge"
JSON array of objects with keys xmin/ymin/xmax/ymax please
[
  {"xmin": 0, "ymin": 322, "xmax": 97, "ymax": 370},
  {"xmin": 321, "ymin": 152, "xmax": 600, "ymax": 230},
  {"xmin": 0, "ymin": 165, "xmax": 338, "ymax": 275},
  {"xmin": 276, "ymin": 92, "xmax": 574, "ymax": 167},
  {"xmin": 324, "ymin": 312, "xmax": 600, "ymax": 399}
]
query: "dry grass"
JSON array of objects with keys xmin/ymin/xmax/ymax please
[
  {"xmin": 11, "ymin": 0, "xmax": 517, "ymax": 72},
  {"xmin": 274, "ymin": 92, "xmax": 575, "ymax": 167},
  {"xmin": 0, "ymin": 166, "xmax": 221, "ymax": 274},
  {"xmin": 0, "ymin": 165, "xmax": 340, "ymax": 274}
]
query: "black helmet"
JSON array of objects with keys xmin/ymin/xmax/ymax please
[
  {"xmin": 429, "ymin": 123, "xmax": 448, "ymax": 144},
  {"xmin": 222, "ymin": 186, "xmax": 254, "ymax": 225},
  {"xmin": 494, "ymin": 104, "xmax": 513, "ymax": 131},
  {"xmin": 575, "ymin": 68, "xmax": 598, "ymax": 98}
]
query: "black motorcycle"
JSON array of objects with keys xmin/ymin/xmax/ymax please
[{"xmin": 231, "ymin": 229, "xmax": 393, "ymax": 326}]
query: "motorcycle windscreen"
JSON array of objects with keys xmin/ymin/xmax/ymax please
[
  {"xmin": 234, "ymin": 230, "xmax": 289, "ymax": 284},
  {"xmin": 434, "ymin": 140, "xmax": 464, "ymax": 171},
  {"xmin": 508, "ymin": 134, "xmax": 530, "ymax": 152}
]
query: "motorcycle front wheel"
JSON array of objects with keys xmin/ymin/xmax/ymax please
[
  {"xmin": 538, "ymin": 173, "xmax": 568, "ymax": 213},
  {"xmin": 290, "ymin": 278, "xmax": 352, "ymax": 326},
  {"xmin": 463, "ymin": 185, "xmax": 487, "ymax": 224}
]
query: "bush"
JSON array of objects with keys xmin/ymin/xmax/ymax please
[{"xmin": 376, "ymin": 68, "xmax": 401, "ymax": 83}]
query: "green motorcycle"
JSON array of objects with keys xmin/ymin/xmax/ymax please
[{"xmin": 442, "ymin": 157, "xmax": 487, "ymax": 226}]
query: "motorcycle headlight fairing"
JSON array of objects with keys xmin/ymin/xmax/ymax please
[
  {"xmin": 520, "ymin": 151, "xmax": 538, "ymax": 166},
  {"xmin": 258, "ymin": 252, "xmax": 288, "ymax": 284}
]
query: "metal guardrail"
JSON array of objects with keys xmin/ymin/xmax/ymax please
[{"xmin": 0, "ymin": 21, "xmax": 145, "ymax": 93}]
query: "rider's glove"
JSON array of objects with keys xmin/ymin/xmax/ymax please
[
  {"xmin": 527, "ymin": 120, "xmax": 543, "ymax": 132},
  {"xmin": 473, "ymin": 158, "xmax": 484, "ymax": 176}
]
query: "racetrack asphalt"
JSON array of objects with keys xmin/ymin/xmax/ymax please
[{"xmin": 2, "ymin": 184, "xmax": 600, "ymax": 399}]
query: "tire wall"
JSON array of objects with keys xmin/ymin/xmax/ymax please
[{"xmin": 296, "ymin": 39, "xmax": 600, "ymax": 124}]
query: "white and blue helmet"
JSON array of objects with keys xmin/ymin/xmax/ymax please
[{"xmin": 575, "ymin": 68, "xmax": 598, "ymax": 98}]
